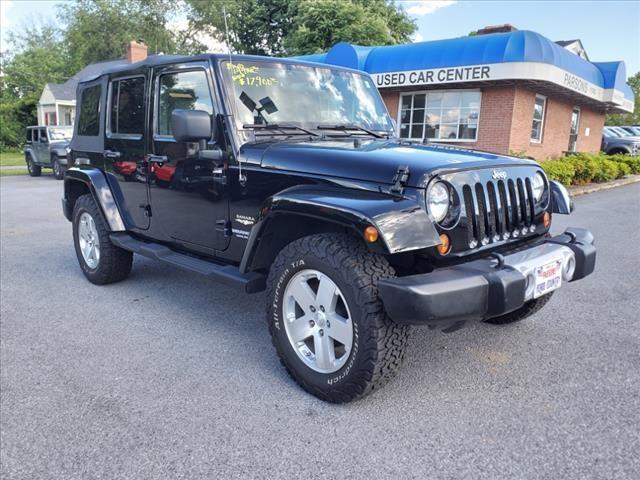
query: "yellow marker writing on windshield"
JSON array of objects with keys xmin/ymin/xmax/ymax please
[{"xmin": 226, "ymin": 63, "xmax": 278, "ymax": 87}]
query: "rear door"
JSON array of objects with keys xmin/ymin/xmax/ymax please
[
  {"xmin": 36, "ymin": 127, "xmax": 48, "ymax": 164},
  {"xmin": 104, "ymin": 74, "xmax": 150, "ymax": 230}
]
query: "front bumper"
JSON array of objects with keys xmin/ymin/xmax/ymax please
[{"xmin": 379, "ymin": 228, "xmax": 595, "ymax": 329}]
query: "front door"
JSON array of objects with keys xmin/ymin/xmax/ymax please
[
  {"xmin": 568, "ymin": 107, "xmax": 580, "ymax": 152},
  {"xmin": 148, "ymin": 65, "xmax": 229, "ymax": 252},
  {"xmin": 104, "ymin": 75, "xmax": 150, "ymax": 230}
]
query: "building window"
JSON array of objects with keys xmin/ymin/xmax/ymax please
[
  {"xmin": 398, "ymin": 90, "xmax": 480, "ymax": 142},
  {"xmin": 109, "ymin": 77, "xmax": 145, "ymax": 136},
  {"xmin": 77, "ymin": 84, "xmax": 101, "ymax": 136},
  {"xmin": 157, "ymin": 70, "xmax": 214, "ymax": 137},
  {"xmin": 568, "ymin": 106, "xmax": 581, "ymax": 152},
  {"xmin": 530, "ymin": 94, "xmax": 546, "ymax": 143}
]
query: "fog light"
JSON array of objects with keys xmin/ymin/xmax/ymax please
[
  {"xmin": 543, "ymin": 212, "xmax": 551, "ymax": 229},
  {"xmin": 364, "ymin": 226, "xmax": 379, "ymax": 243},
  {"xmin": 525, "ymin": 273, "xmax": 536, "ymax": 298},
  {"xmin": 437, "ymin": 233, "xmax": 451, "ymax": 255},
  {"xmin": 563, "ymin": 257, "xmax": 576, "ymax": 281}
]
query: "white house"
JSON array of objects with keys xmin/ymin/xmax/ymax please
[{"xmin": 37, "ymin": 54, "xmax": 134, "ymax": 126}]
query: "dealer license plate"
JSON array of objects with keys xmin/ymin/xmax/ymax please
[{"xmin": 533, "ymin": 259, "xmax": 563, "ymax": 298}]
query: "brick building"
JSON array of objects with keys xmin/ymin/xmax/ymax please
[{"xmin": 298, "ymin": 26, "xmax": 635, "ymax": 160}]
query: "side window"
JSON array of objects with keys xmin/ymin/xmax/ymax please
[
  {"xmin": 109, "ymin": 77, "xmax": 145, "ymax": 136},
  {"xmin": 40, "ymin": 128, "xmax": 48, "ymax": 142},
  {"xmin": 78, "ymin": 84, "xmax": 102, "ymax": 136},
  {"xmin": 157, "ymin": 70, "xmax": 213, "ymax": 136},
  {"xmin": 530, "ymin": 94, "xmax": 546, "ymax": 143}
]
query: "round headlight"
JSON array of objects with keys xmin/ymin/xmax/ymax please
[
  {"xmin": 532, "ymin": 172, "xmax": 545, "ymax": 202},
  {"xmin": 427, "ymin": 182, "xmax": 450, "ymax": 223}
]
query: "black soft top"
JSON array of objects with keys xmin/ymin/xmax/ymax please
[{"xmin": 77, "ymin": 53, "xmax": 367, "ymax": 84}]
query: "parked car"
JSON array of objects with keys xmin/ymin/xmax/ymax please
[
  {"xmin": 601, "ymin": 126, "xmax": 640, "ymax": 155},
  {"xmin": 24, "ymin": 126, "xmax": 73, "ymax": 179},
  {"xmin": 61, "ymin": 54, "xmax": 596, "ymax": 402}
]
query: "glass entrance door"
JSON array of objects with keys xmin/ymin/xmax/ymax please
[{"xmin": 568, "ymin": 107, "xmax": 581, "ymax": 152}]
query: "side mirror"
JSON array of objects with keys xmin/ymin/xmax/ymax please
[{"xmin": 170, "ymin": 109, "xmax": 213, "ymax": 143}]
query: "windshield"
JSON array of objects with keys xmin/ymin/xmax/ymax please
[
  {"xmin": 48, "ymin": 127, "xmax": 72, "ymax": 140},
  {"xmin": 220, "ymin": 60, "xmax": 394, "ymax": 143},
  {"xmin": 612, "ymin": 126, "xmax": 632, "ymax": 137},
  {"xmin": 604, "ymin": 127, "xmax": 620, "ymax": 137}
]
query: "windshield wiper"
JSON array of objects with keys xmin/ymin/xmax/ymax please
[
  {"xmin": 317, "ymin": 124, "xmax": 386, "ymax": 139},
  {"xmin": 243, "ymin": 123, "xmax": 319, "ymax": 137}
]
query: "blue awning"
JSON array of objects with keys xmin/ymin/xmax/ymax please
[{"xmin": 293, "ymin": 30, "xmax": 634, "ymax": 113}]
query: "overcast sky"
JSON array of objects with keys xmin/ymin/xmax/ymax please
[{"xmin": 1, "ymin": 0, "xmax": 639, "ymax": 74}]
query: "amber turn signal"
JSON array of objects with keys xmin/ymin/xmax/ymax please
[
  {"xmin": 364, "ymin": 226, "xmax": 379, "ymax": 243},
  {"xmin": 437, "ymin": 233, "xmax": 451, "ymax": 255},
  {"xmin": 543, "ymin": 211, "xmax": 551, "ymax": 228}
]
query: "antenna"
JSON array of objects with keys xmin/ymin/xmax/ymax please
[{"xmin": 222, "ymin": 5, "xmax": 246, "ymax": 186}]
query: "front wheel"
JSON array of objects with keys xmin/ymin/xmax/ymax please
[
  {"xmin": 72, "ymin": 194, "xmax": 133, "ymax": 285},
  {"xmin": 266, "ymin": 234, "xmax": 409, "ymax": 403},
  {"xmin": 52, "ymin": 155, "xmax": 64, "ymax": 180}
]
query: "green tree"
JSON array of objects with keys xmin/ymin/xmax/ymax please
[
  {"xmin": 187, "ymin": 0, "xmax": 299, "ymax": 56},
  {"xmin": 186, "ymin": 0, "xmax": 416, "ymax": 56},
  {"xmin": 59, "ymin": 0, "xmax": 205, "ymax": 72},
  {"xmin": 605, "ymin": 72, "xmax": 640, "ymax": 126},
  {"xmin": 0, "ymin": 24, "xmax": 70, "ymax": 148}
]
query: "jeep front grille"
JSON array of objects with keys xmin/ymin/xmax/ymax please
[{"xmin": 462, "ymin": 177, "xmax": 536, "ymax": 248}]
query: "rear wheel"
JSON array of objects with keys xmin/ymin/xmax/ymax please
[
  {"xmin": 26, "ymin": 156, "xmax": 41, "ymax": 177},
  {"xmin": 52, "ymin": 155, "xmax": 64, "ymax": 180},
  {"xmin": 72, "ymin": 194, "xmax": 133, "ymax": 285},
  {"xmin": 484, "ymin": 292, "xmax": 555, "ymax": 325},
  {"xmin": 266, "ymin": 234, "xmax": 409, "ymax": 403}
]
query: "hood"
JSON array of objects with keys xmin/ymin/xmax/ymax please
[
  {"xmin": 609, "ymin": 136, "xmax": 640, "ymax": 144},
  {"xmin": 50, "ymin": 139, "xmax": 70, "ymax": 148},
  {"xmin": 240, "ymin": 138, "xmax": 537, "ymax": 188}
]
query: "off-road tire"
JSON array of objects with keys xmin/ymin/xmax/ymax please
[
  {"xmin": 484, "ymin": 292, "xmax": 555, "ymax": 325},
  {"xmin": 72, "ymin": 194, "xmax": 133, "ymax": 285},
  {"xmin": 52, "ymin": 155, "xmax": 64, "ymax": 180},
  {"xmin": 266, "ymin": 233, "xmax": 409, "ymax": 403},
  {"xmin": 26, "ymin": 155, "xmax": 41, "ymax": 177}
]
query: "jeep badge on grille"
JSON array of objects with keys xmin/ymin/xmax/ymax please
[{"xmin": 492, "ymin": 169, "xmax": 507, "ymax": 180}]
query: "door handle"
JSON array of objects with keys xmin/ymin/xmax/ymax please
[
  {"xmin": 104, "ymin": 150, "xmax": 121, "ymax": 159},
  {"xmin": 146, "ymin": 155, "xmax": 168, "ymax": 164}
]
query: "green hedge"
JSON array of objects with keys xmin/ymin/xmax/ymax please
[{"xmin": 539, "ymin": 152, "xmax": 638, "ymax": 186}]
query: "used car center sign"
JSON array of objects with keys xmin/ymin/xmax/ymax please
[
  {"xmin": 372, "ymin": 62, "xmax": 635, "ymax": 112},
  {"xmin": 374, "ymin": 65, "xmax": 492, "ymax": 87}
]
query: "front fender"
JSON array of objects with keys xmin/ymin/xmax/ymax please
[
  {"xmin": 51, "ymin": 147, "xmax": 68, "ymax": 159},
  {"xmin": 239, "ymin": 185, "xmax": 440, "ymax": 272},
  {"xmin": 550, "ymin": 180, "xmax": 573, "ymax": 214},
  {"xmin": 63, "ymin": 167, "xmax": 126, "ymax": 231}
]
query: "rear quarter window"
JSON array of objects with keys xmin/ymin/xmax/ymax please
[
  {"xmin": 109, "ymin": 77, "xmax": 145, "ymax": 136},
  {"xmin": 78, "ymin": 84, "xmax": 102, "ymax": 136}
]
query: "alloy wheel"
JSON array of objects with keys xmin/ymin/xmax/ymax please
[
  {"xmin": 283, "ymin": 269, "xmax": 354, "ymax": 374},
  {"xmin": 78, "ymin": 212, "xmax": 100, "ymax": 269}
]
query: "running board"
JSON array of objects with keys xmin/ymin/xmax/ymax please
[{"xmin": 110, "ymin": 233, "xmax": 266, "ymax": 293}]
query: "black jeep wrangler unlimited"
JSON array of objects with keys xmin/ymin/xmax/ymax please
[{"xmin": 62, "ymin": 54, "xmax": 595, "ymax": 402}]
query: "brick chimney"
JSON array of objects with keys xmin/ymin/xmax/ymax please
[{"xmin": 127, "ymin": 40, "xmax": 148, "ymax": 63}]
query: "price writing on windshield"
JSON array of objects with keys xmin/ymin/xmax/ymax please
[{"xmin": 226, "ymin": 63, "xmax": 279, "ymax": 86}]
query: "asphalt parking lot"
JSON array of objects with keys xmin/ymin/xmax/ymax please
[{"xmin": 1, "ymin": 174, "xmax": 639, "ymax": 479}]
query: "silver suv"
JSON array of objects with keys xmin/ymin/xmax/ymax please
[
  {"xmin": 601, "ymin": 126, "xmax": 640, "ymax": 156},
  {"xmin": 24, "ymin": 126, "xmax": 73, "ymax": 179}
]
